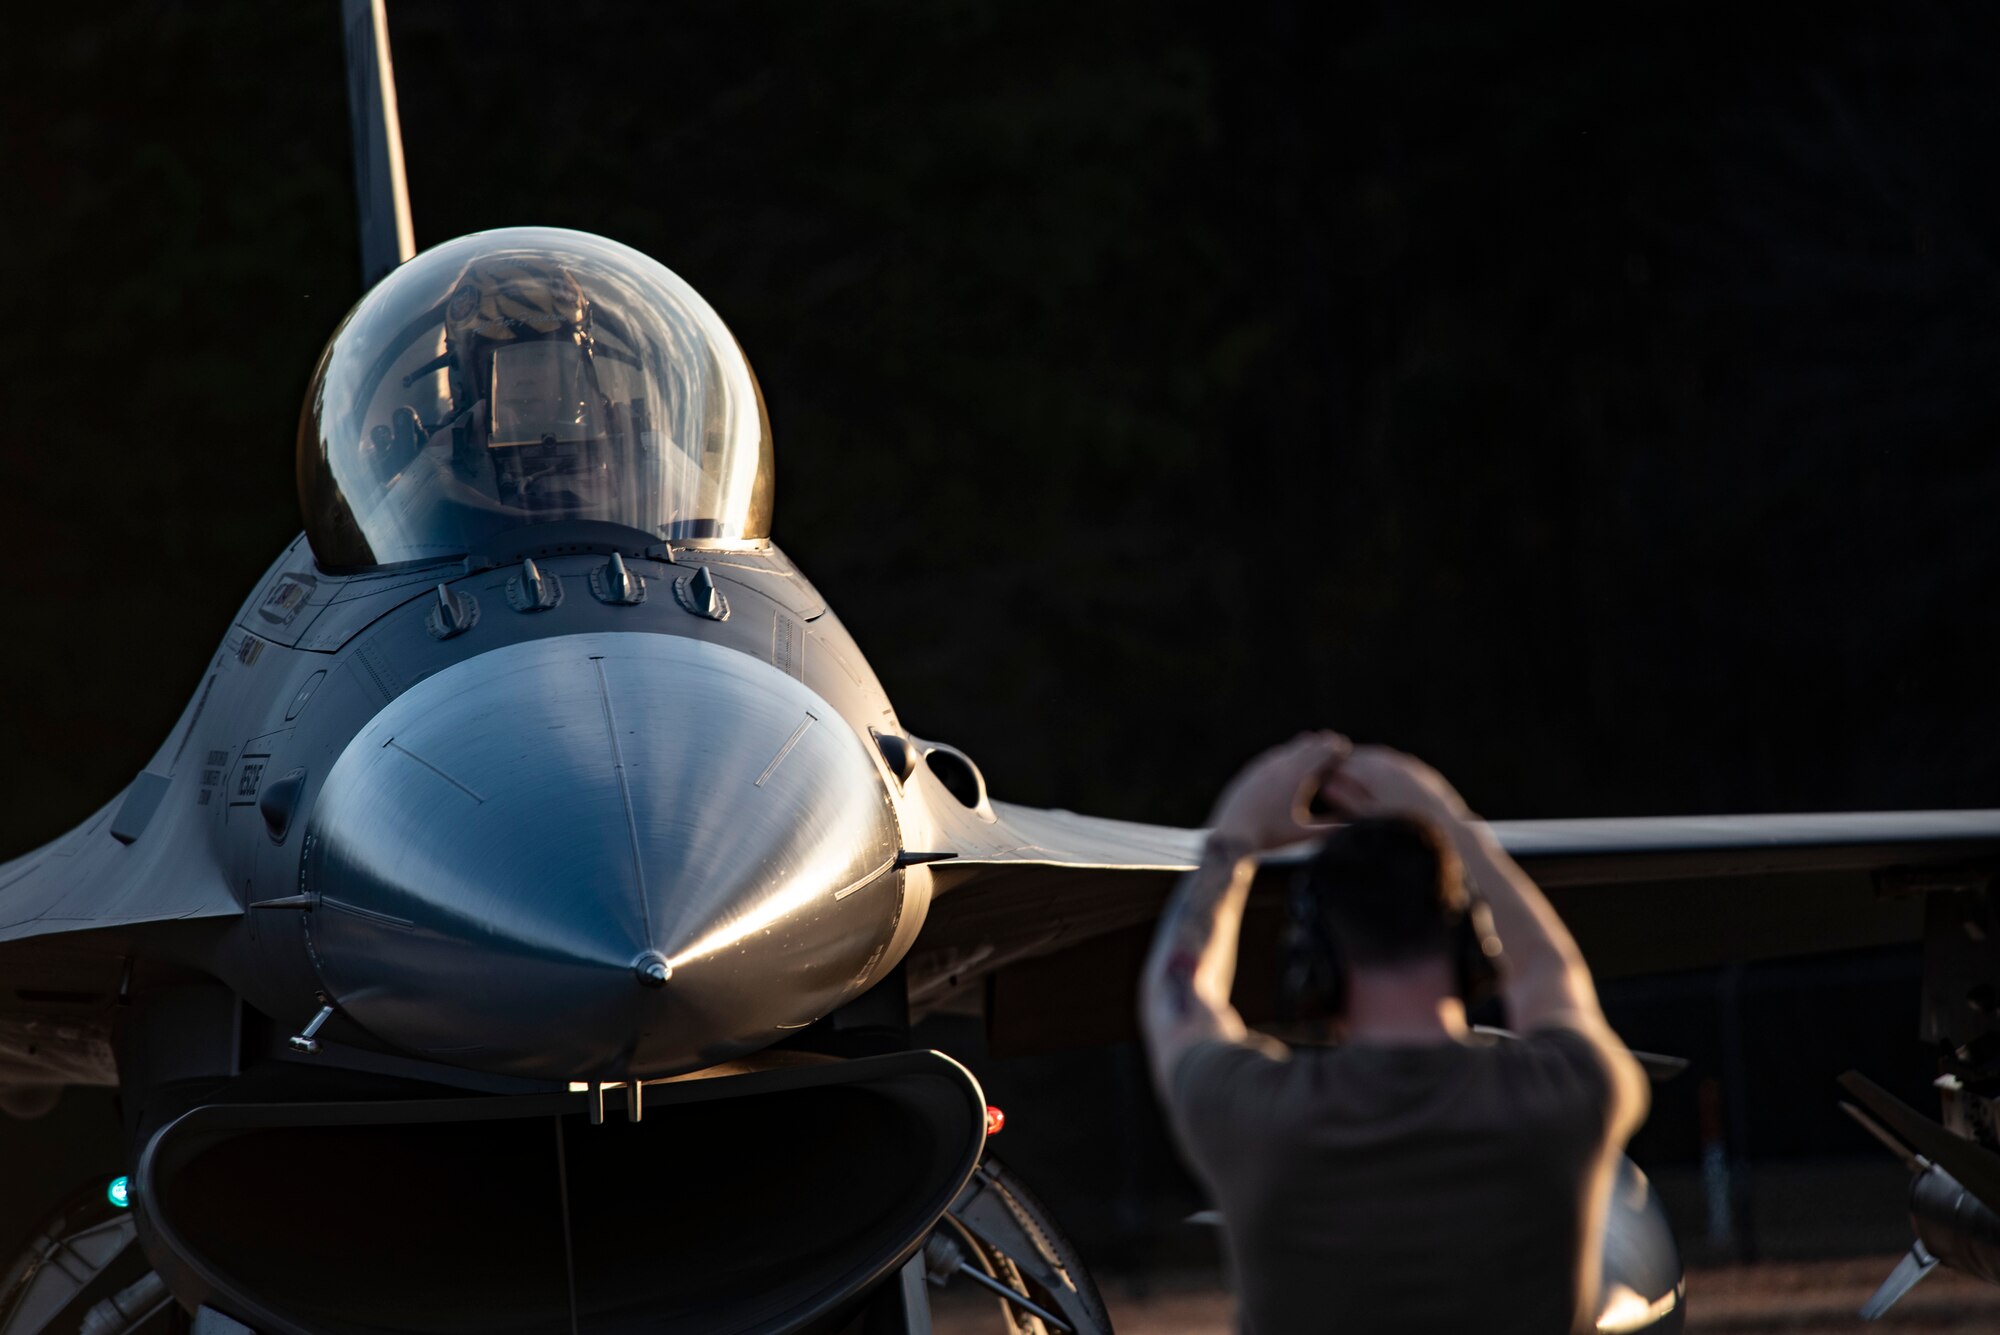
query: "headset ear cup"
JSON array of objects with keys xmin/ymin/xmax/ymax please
[
  {"xmin": 1325, "ymin": 929, "xmax": 1348, "ymax": 1018},
  {"xmin": 1283, "ymin": 869, "xmax": 1345, "ymax": 1020}
]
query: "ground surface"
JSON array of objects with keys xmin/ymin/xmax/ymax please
[{"xmin": 929, "ymin": 1257, "xmax": 2000, "ymax": 1333}]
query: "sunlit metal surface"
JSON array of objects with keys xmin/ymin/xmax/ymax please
[
  {"xmin": 303, "ymin": 631, "xmax": 902, "ymax": 1079},
  {"xmin": 1597, "ymin": 1157, "xmax": 1684, "ymax": 1333}
]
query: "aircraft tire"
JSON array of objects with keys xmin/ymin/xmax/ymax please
[
  {"xmin": 944, "ymin": 1155, "xmax": 1113, "ymax": 1334},
  {"xmin": 0, "ymin": 1179, "xmax": 180, "ymax": 1334}
]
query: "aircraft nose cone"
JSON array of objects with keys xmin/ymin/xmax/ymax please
[{"xmin": 301, "ymin": 632, "xmax": 904, "ymax": 1079}]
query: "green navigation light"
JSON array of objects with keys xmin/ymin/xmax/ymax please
[{"xmin": 107, "ymin": 1176, "xmax": 130, "ymax": 1209}]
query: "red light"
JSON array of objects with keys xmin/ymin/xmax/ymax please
[{"xmin": 985, "ymin": 1105, "xmax": 1006, "ymax": 1135}]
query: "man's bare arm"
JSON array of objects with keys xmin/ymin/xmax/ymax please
[
  {"xmin": 1452, "ymin": 824, "xmax": 1603, "ymax": 1031},
  {"xmin": 1138, "ymin": 733, "xmax": 1347, "ymax": 1100},
  {"xmin": 1453, "ymin": 820, "xmax": 1649, "ymax": 1137},
  {"xmin": 1140, "ymin": 836, "xmax": 1256, "ymax": 1096}
]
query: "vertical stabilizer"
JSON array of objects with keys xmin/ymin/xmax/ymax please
[{"xmin": 341, "ymin": 0, "xmax": 415, "ymax": 288}]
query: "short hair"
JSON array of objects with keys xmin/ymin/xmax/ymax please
[{"xmin": 1302, "ymin": 815, "xmax": 1467, "ymax": 968}]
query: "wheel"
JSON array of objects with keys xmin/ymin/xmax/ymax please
[
  {"xmin": 932, "ymin": 1155, "xmax": 1114, "ymax": 1335},
  {"xmin": 0, "ymin": 1177, "xmax": 181, "ymax": 1334}
]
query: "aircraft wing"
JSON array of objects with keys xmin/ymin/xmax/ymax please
[
  {"xmin": 0, "ymin": 783, "xmax": 240, "ymax": 951},
  {"xmin": 907, "ymin": 798, "xmax": 2000, "ymax": 1051},
  {"xmin": 0, "ymin": 778, "xmax": 242, "ymax": 1089},
  {"xmin": 909, "ymin": 798, "xmax": 1205, "ymax": 990}
]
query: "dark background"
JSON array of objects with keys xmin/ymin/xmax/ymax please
[{"xmin": 4, "ymin": 0, "xmax": 1998, "ymax": 1270}]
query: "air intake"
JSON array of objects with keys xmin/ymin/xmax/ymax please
[{"xmin": 134, "ymin": 1052, "xmax": 985, "ymax": 1334}]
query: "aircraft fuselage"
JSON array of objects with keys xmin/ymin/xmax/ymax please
[{"xmin": 16, "ymin": 526, "xmax": 949, "ymax": 1088}]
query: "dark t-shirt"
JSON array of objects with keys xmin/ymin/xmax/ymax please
[{"xmin": 1168, "ymin": 1029, "xmax": 1620, "ymax": 1335}]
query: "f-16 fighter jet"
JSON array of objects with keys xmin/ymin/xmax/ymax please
[{"xmin": 5, "ymin": 5, "xmax": 2000, "ymax": 1332}]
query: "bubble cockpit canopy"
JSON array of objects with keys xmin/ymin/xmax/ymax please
[{"xmin": 297, "ymin": 227, "xmax": 773, "ymax": 570}]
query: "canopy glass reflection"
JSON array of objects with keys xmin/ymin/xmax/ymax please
[{"xmin": 298, "ymin": 228, "xmax": 773, "ymax": 569}]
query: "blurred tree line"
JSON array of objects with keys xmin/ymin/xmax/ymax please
[{"xmin": 3, "ymin": 0, "xmax": 1998, "ymax": 856}]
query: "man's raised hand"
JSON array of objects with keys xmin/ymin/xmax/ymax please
[
  {"xmin": 1206, "ymin": 731, "xmax": 1352, "ymax": 853},
  {"xmin": 1319, "ymin": 746, "xmax": 1473, "ymax": 827}
]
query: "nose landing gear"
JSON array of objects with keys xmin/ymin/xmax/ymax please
[{"xmin": 924, "ymin": 1157, "xmax": 1112, "ymax": 1335}]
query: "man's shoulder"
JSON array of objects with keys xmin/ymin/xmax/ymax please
[
  {"xmin": 1508, "ymin": 1025, "xmax": 1624, "ymax": 1078},
  {"xmin": 1508, "ymin": 1024, "xmax": 1615, "ymax": 1063},
  {"xmin": 1163, "ymin": 1033, "xmax": 1322, "ymax": 1191},
  {"xmin": 1171, "ymin": 1034, "xmax": 1290, "ymax": 1104},
  {"xmin": 1474, "ymin": 1026, "xmax": 1623, "ymax": 1132},
  {"xmin": 1167, "ymin": 1035, "xmax": 1295, "ymax": 1139},
  {"xmin": 1169, "ymin": 1029, "xmax": 1620, "ymax": 1126}
]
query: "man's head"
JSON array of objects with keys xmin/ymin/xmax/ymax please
[
  {"xmin": 1303, "ymin": 814, "xmax": 1468, "ymax": 969},
  {"xmin": 1285, "ymin": 813, "xmax": 1499, "ymax": 1025}
]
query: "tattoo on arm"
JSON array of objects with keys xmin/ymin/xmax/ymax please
[{"xmin": 1145, "ymin": 841, "xmax": 1254, "ymax": 1030}]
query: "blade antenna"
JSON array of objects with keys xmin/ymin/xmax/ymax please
[{"xmin": 341, "ymin": 0, "xmax": 416, "ymax": 288}]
